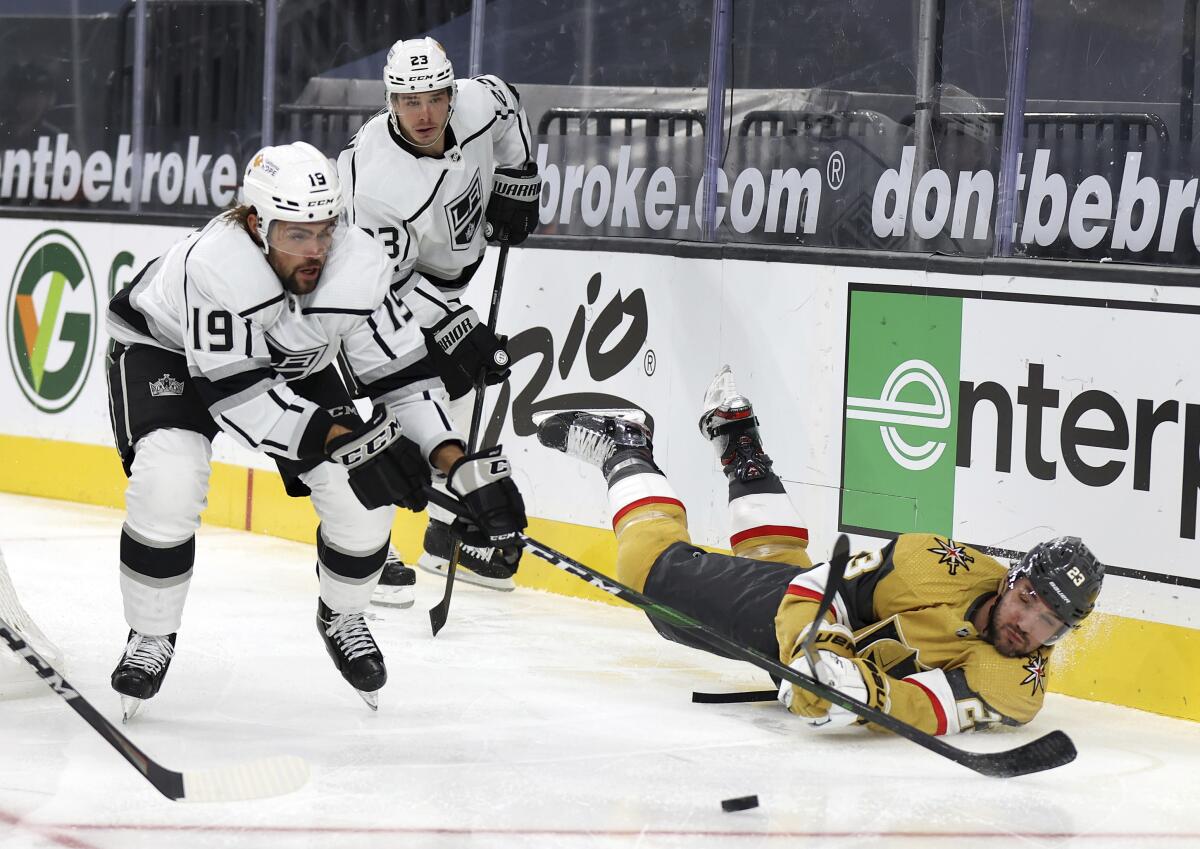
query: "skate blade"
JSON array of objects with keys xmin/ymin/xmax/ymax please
[
  {"xmin": 416, "ymin": 553, "xmax": 515, "ymax": 591},
  {"xmin": 370, "ymin": 585, "xmax": 416, "ymax": 609},
  {"xmin": 530, "ymin": 408, "xmax": 646, "ymax": 427},
  {"xmin": 356, "ymin": 689, "xmax": 380, "ymax": 711},
  {"xmin": 121, "ymin": 696, "xmax": 144, "ymax": 723}
]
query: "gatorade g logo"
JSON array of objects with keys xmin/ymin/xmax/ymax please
[
  {"xmin": 846, "ymin": 359, "xmax": 953, "ymax": 470},
  {"xmin": 842, "ymin": 288, "xmax": 961, "ymax": 536},
  {"xmin": 7, "ymin": 230, "xmax": 97, "ymax": 413}
]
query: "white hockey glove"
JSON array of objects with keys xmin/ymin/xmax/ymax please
[{"xmin": 777, "ymin": 622, "xmax": 888, "ymax": 728}]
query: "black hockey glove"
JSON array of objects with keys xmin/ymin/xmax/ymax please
[
  {"xmin": 325, "ymin": 407, "xmax": 430, "ymax": 512},
  {"xmin": 446, "ymin": 446, "xmax": 526, "ymax": 564},
  {"xmin": 423, "ymin": 305, "xmax": 510, "ymax": 399},
  {"xmin": 486, "ymin": 163, "xmax": 541, "ymax": 246}
]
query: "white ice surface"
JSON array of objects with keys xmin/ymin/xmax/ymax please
[{"xmin": 0, "ymin": 493, "xmax": 1198, "ymax": 849}]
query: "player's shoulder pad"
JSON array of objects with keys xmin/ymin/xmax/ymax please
[
  {"xmin": 456, "ymin": 75, "xmax": 520, "ymax": 122},
  {"xmin": 185, "ymin": 218, "xmax": 287, "ymax": 319},
  {"xmin": 339, "ymin": 113, "xmax": 418, "ymax": 219},
  {"xmin": 307, "ymin": 226, "xmax": 392, "ymax": 311},
  {"xmin": 894, "ymin": 533, "xmax": 1007, "ymax": 588}
]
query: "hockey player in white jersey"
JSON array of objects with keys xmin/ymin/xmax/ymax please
[
  {"xmin": 338, "ymin": 37, "xmax": 541, "ymax": 596},
  {"xmin": 105, "ymin": 142, "xmax": 526, "ymax": 716}
]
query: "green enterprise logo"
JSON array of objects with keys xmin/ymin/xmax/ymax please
[{"xmin": 842, "ymin": 288, "xmax": 962, "ymax": 535}]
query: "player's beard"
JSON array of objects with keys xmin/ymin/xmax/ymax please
[
  {"xmin": 983, "ymin": 594, "xmax": 1027, "ymax": 658},
  {"xmin": 281, "ymin": 259, "xmax": 324, "ymax": 295}
]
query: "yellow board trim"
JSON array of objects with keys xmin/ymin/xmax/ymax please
[{"xmin": 3, "ymin": 434, "xmax": 1196, "ymax": 721}]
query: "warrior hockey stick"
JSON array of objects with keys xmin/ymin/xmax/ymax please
[
  {"xmin": 423, "ymin": 487, "xmax": 1078, "ymax": 778},
  {"xmin": 430, "ymin": 243, "xmax": 511, "ymax": 636},
  {"xmin": 0, "ymin": 616, "xmax": 309, "ymax": 802}
]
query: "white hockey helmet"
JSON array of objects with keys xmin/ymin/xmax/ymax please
[
  {"xmin": 241, "ymin": 141, "xmax": 344, "ymax": 255},
  {"xmin": 383, "ymin": 36, "xmax": 455, "ymax": 95},
  {"xmin": 383, "ymin": 37, "xmax": 456, "ymax": 144}
]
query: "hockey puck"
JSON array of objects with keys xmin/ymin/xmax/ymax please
[{"xmin": 721, "ymin": 795, "xmax": 759, "ymax": 812}]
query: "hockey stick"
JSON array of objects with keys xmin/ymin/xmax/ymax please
[
  {"xmin": 692, "ymin": 536, "xmax": 848, "ymax": 705},
  {"xmin": 422, "ymin": 487, "xmax": 1078, "ymax": 778},
  {"xmin": 0, "ymin": 617, "xmax": 309, "ymax": 802},
  {"xmin": 799, "ymin": 534, "xmax": 850, "ymax": 674},
  {"xmin": 430, "ymin": 243, "xmax": 510, "ymax": 636}
]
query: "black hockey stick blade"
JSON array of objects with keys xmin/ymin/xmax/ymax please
[
  {"xmin": 1, "ymin": 618, "xmax": 309, "ymax": 801},
  {"xmin": 800, "ymin": 533, "xmax": 850, "ymax": 674},
  {"xmin": 429, "ymin": 244, "xmax": 510, "ymax": 637},
  {"xmin": 428, "ymin": 543, "xmax": 461, "ymax": 636},
  {"xmin": 692, "ymin": 689, "xmax": 777, "ymax": 704},
  {"xmin": 958, "ymin": 729, "xmax": 1077, "ymax": 778}
]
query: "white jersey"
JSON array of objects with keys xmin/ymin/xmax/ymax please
[
  {"xmin": 106, "ymin": 216, "xmax": 462, "ymax": 463},
  {"xmin": 338, "ymin": 75, "xmax": 534, "ymax": 301}
]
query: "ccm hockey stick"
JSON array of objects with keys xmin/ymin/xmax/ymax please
[
  {"xmin": 430, "ymin": 244, "xmax": 511, "ymax": 636},
  {"xmin": 0, "ymin": 617, "xmax": 308, "ymax": 802},
  {"xmin": 423, "ymin": 487, "xmax": 1077, "ymax": 778}
]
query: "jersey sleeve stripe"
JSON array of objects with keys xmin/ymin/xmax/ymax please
[
  {"xmin": 905, "ymin": 676, "xmax": 948, "ymax": 735},
  {"xmin": 196, "ymin": 374, "xmax": 278, "ymax": 417},
  {"xmin": 219, "ymin": 413, "xmax": 260, "ymax": 448},
  {"xmin": 365, "ymin": 316, "xmax": 395, "ymax": 358},
  {"xmin": 238, "ymin": 293, "xmax": 285, "ymax": 317},
  {"xmin": 301, "ymin": 307, "xmax": 375, "ymax": 316},
  {"xmin": 353, "ymin": 345, "xmax": 428, "ymax": 388},
  {"xmin": 784, "ymin": 585, "xmax": 823, "ymax": 603}
]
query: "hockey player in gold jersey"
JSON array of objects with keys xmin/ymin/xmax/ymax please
[{"xmin": 535, "ymin": 367, "xmax": 1104, "ymax": 735}]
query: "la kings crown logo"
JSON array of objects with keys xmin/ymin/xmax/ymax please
[{"xmin": 445, "ymin": 172, "xmax": 484, "ymax": 251}]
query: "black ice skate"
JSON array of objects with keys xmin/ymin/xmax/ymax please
[
  {"xmin": 534, "ymin": 409, "xmax": 657, "ymax": 481},
  {"xmin": 417, "ymin": 519, "xmax": 516, "ymax": 592},
  {"xmin": 698, "ymin": 365, "xmax": 773, "ymax": 482},
  {"xmin": 316, "ymin": 599, "xmax": 387, "ymax": 710},
  {"xmin": 111, "ymin": 630, "xmax": 177, "ymax": 723},
  {"xmin": 370, "ymin": 545, "xmax": 416, "ymax": 608}
]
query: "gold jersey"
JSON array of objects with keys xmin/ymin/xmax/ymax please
[{"xmin": 775, "ymin": 533, "xmax": 1052, "ymax": 735}]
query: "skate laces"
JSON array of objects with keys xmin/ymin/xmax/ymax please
[
  {"xmin": 566, "ymin": 419, "xmax": 616, "ymax": 467},
  {"xmin": 123, "ymin": 633, "xmax": 174, "ymax": 675},
  {"xmin": 325, "ymin": 612, "xmax": 378, "ymax": 661}
]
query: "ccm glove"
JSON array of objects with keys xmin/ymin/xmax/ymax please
[
  {"xmin": 423, "ymin": 305, "xmax": 510, "ymax": 398},
  {"xmin": 486, "ymin": 163, "xmax": 541, "ymax": 246},
  {"xmin": 446, "ymin": 446, "xmax": 527, "ymax": 563},
  {"xmin": 325, "ymin": 407, "xmax": 431, "ymax": 512}
]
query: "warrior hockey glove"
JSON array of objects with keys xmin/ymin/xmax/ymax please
[
  {"xmin": 446, "ymin": 446, "xmax": 527, "ymax": 564},
  {"xmin": 486, "ymin": 163, "xmax": 541, "ymax": 246},
  {"xmin": 325, "ymin": 407, "xmax": 431, "ymax": 512},
  {"xmin": 423, "ymin": 305, "xmax": 510, "ymax": 399}
]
